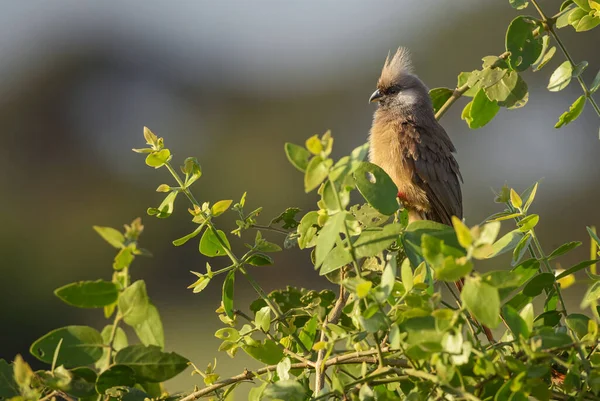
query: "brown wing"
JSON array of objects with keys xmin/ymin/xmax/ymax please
[{"xmin": 400, "ymin": 120, "xmax": 463, "ymax": 225}]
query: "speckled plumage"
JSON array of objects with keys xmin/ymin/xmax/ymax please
[{"xmin": 368, "ymin": 48, "xmax": 462, "ymax": 225}]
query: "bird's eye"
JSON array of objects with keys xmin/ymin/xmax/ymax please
[{"xmin": 388, "ymin": 86, "xmax": 401, "ymax": 95}]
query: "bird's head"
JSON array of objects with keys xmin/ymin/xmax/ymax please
[{"xmin": 369, "ymin": 47, "xmax": 431, "ymax": 110}]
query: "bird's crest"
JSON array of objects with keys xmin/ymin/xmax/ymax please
[{"xmin": 378, "ymin": 47, "xmax": 413, "ymax": 89}]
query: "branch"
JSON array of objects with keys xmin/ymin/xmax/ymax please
[{"xmin": 434, "ymin": 52, "xmax": 510, "ymax": 120}]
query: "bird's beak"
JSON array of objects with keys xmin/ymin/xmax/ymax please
[{"xmin": 369, "ymin": 89, "xmax": 383, "ymax": 103}]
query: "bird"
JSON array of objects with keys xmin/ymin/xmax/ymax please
[{"xmin": 368, "ymin": 47, "xmax": 462, "ymax": 226}]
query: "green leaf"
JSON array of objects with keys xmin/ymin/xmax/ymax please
[
  {"xmin": 148, "ymin": 190, "xmax": 178, "ymax": 219},
  {"xmin": 145, "ymin": 149, "xmax": 171, "ymax": 168},
  {"xmin": 319, "ymin": 243, "xmax": 353, "ymax": 275},
  {"xmin": 354, "ymin": 223, "xmax": 403, "ymax": 258},
  {"xmin": 315, "ymin": 212, "xmax": 347, "ymax": 267},
  {"xmin": 55, "ymin": 280, "xmax": 118, "ymax": 308},
  {"xmin": 548, "ymin": 61, "xmax": 573, "ymax": 92},
  {"xmin": 573, "ymin": 0, "xmax": 591, "ymax": 11},
  {"xmin": 285, "ymin": 143, "xmax": 311, "ymax": 173},
  {"xmin": 30, "ymin": 326, "xmax": 104, "ymax": 368},
  {"xmin": 556, "ymin": 259, "xmax": 597, "ymax": 279},
  {"xmin": 0, "ymin": 359, "xmax": 19, "ymax": 398},
  {"xmin": 555, "ymin": 95, "xmax": 586, "ymax": 128},
  {"xmin": 548, "ymin": 241, "xmax": 582, "ymax": 260},
  {"xmin": 354, "ymin": 162, "xmax": 399, "ymax": 215},
  {"xmin": 574, "ymin": 14, "xmax": 600, "ymax": 31},
  {"xmin": 95, "ymin": 365, "xmax": 136, "ymax": 394},
  {"xmin": 402, "ymin": 221, "xmax": 462, "ymax": 268},
  {"xmin": 97, "ymin": 325, "xmax": 128, "ymax": 369},
  {"xmin": 484, "ymin": 71, "xmax": 528, "ymax": 109},
  {"xmin": 533, "ymin": 44, "xmax": 556, "ymax": 71},
  {"xmin": 115, "ymin": 345, "xmax": 189, "ymax": 382},
  {"xmin": 242, "ymin": 339, "xmax": 284, "ymax": 365},
  {"xmin": 523, "ymin": 273, "xmax": 555, "ymax": 296},
  {"xmin": 457, "ymin": 71, "xmax": 481, "ymax": 97},
  {"xmin": 517, "ymin": 214, "xmax": 539, "ymax": 231},
  {"xmin": 557, "ymin": 3, "xmax": 577, "ymax": 28},
  {"xmin": 212, "ymin": 200, "xmax": 233, "ymax": 217},
  {"xmin": 305, "ymin": 134, "xmax": 323, "ymax": 155},
  {"xmin": 522, "ymin": 182, "xmax": 538, "ymax": 212},
  {"xmin": 566, "ymin": 313, "xmax": 591, "ymax": 338},
  {"xmin": 510, "ymin": 188, "xmax": 522, "ymax": 209},
  {"xmin": 119, "ymin": 280, "xmax": 150, "ymax": 326},
  {"xmin": 173, "ymin": 224, "xmax": 205, "ymax": 246},
  {"xmin": 572, "ymin": 61, "xmax": 589, "ymax": 77},
  {"xmin": 199, "ymin": 229, "xmax": 231, "ymax": 257},
  {"xmin": 262, "ymin": 380, "xmax": 307, "ymax": 401},
  {"xmin": 503, "ymin": 304, "xmax": 531, "ymax": 338},
  {"xmin": 462, "ymin": 277, "xmax": 501, "ymax": 328},
  {"xmin": 489, "ymin": 229, "xmax": 524, "ymax": 257},
  {"xmin": 133, "ymin": 304, "xmax": 165, "ymax": 348},
  {"xmin": 93, "ymin": 226, "xmax": 124, "ymax": 249},
  {"xmin": 270, "ymin": 207, "xmax": 302, "ymax": 229},
  {"xmin": 247, "ymin": 253, "xmax": 274, "ymax": 266},
  {"xmin": 297, "ymin": 211, "xmax": 319, "ymax": 249},
  {"xmin": 589, "ymin": 226, "xmax": 600, "ymax": 247},
  {"xmin": 505, "ymin": 16, "xmax": 543, "ymax": 71},
  {"xmin": 451, "ymin": 216, "xmax": 472, "ymax": 249},
  {"xmin": 462, "ymin": 89, "xmax": 500, "ymax": 129},
  {"xmin": 509, "ymin": 0, "xmax": 529, "ymax": 9},
  {"xmin": 254, "ymin": 306, "xmax": 271, "ymax": 332},
  {"xmin": 512, "ymin": 232, "xmax": 532, "ymax": 265},
  {"xmin": 401, "ymin": 258, "xmax": 414, "ymax": 292},
  {"xmin": 429, "ymin": 87, "xmax": 453, "ymax": 114},
  {"xmin": 299, "ymin": 316, "xmax": 318, "ymax": 350},
  {"xmin": 581, "ymin": 282, "xmax": 600, "ymax": 309},
  {"xmin": 222, "ymin": 271, "xmax": 235, "ymax": 319},
  {"xmin": 591, "ymin": 69, "xmax": 600, "ymax": 93},
  {"xmin": 436, "ymin": 256, "xmax": 473, "ymax": 282},
  {"xmin": 304, "ymin": 156, "xmax": 331, "ymax": 193}
]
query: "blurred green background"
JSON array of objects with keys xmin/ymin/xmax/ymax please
[{"xmin": 1, "ymin": 0, "xmax": 599, "ymax": 394}]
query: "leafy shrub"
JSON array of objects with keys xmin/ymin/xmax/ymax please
[{"xmin": 2, "ymin": 1, "xmax": 600, "ymax": 401}]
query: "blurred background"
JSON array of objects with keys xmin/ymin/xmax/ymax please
[{"xmin": 1, "ymin": 0, "xmax": 599, "ymax": 394}]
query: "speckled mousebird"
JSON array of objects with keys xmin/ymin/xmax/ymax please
[{"xmin": 368, "ymin": 48, "xmax": 463, "ymax": 226}]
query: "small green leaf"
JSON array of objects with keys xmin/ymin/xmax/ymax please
[
  {"xmin": 462, "ymin": 89, "xmax": 500, "ymax": 129},
  {"xmin": 356, "ymin": 280, "xmax": 372, "ymax": 299},
  {"xmin": 523, "ymin": 273, "xmax": 555, "ymax": 296},
  {"xmin": 510, "ymin": 188, "xmax": 523, "ymax": 209},
  {"xmin": 254, "ymin": 306, "xmax": 271, "ymax": 332},
  {"xmin": 512, "ymin": 232, "xmax": 532, "ymax": 265},
  {"xmin": 401, "ymin": 258, "xmax": 414, "ymax": 293},
  {"xmin": 315, "ymin": 212, "xmax": 347, "ymax": 267},
  {"xmin": 30, "ymin": 326, "xmax": 104, "ymax": 368},
  {"xmin": 133, "ymin": 304, "xmax": 165, "ymax": 348},
  {"xmin": 305, "ymin": 134, "xmax": 323, "ymax": 155},
  {"xmin": 582, "ymin": 282, "xmax": 600, "ymax": 309},
  {"xmin": 173, "ymin": 224, "xmax": 205, "ymax": 246},
  {"xmin": 572, "ymin": 60, "xmax": 589, "ymax": 77},
  {"xmin": 95, "ymin": 365, "xmax": 136, "ymax": 394},
  {"xmin": 222, "ymin": 271, "xmax": 235, "ymax": 319},
  {"xmin": 212, "ymin": 200, "xmax": 233, "ymax": 217},
  {"xmin": 566, "ymin": 313, "xmax": 591, "ymax": 338},
  {"xmin": 113, "ymin": 247, "xmax": 134, "ymax": 271},
  {"xmin": 93, "ymin": 226, "xmax": 125, "ymax": 249},
  {"xmin": 484, "ymin": 71, "xmax": 529, "ymax": 109},
  {"xmin": 0, "ymin": 360, "xmax": 19, "ymax": 398},
  {"xmin": 548, "ymin": 241, "xmax": 582, "ymax": 260},
  {"xmin": 556, "ymin": 259, "xmax": 597, "ymax": 279},
  {"xmin": 188, "ymin": 270, "xmax": 211, "ymax": 294},
  {"xmin": 436, "ymin": 256, "xmax": 473, "ymax": 282},
  {"xmin": 247, "ymin": 253, "xmax": 273, "ymax": 266},
  {"xmin": 143, "ymin": 127, "xmax": 158, "ymax": 146},
  {"xmin": 119, "ymin": 280, "xmax": 150, "ymax": 326},
  {"xmin": 354, "ymin": 224, "xmax": 403, "ymax": 258},
  {"xmin": 115, "ymin": 345, "xmax": 189, "ymax": 382},
  {"xmin": 548, "ymin": 61, "xmax": 573, "ymax": 92},
  {"xmin": 319, "ymin": 243, "xmax": 353, "ymax": 275},
  {"xmin": 555, "ymin": 95, "xmax": 586, "ymax": 128},
  {"xmin": 299, "ymin": 316, "xmax": 318, "ymax": 350},
  {"xmin": 461, "ymin": 277, "xmax": 501, "ymax": 328},
  {"xmin": 451, "ymin": 216, "xmax": 472, "ymax": 249},
  {"xmin": 199, "ymin": 229, "xmax": 231, "ymax": 257},
  {"xmin": 145, "ymin": 149, "xmax": 171, "ymax": 168},
  {"xmin": 284, "ymin": 143, "xmax": 311, "ymax": 173},
  {"xmin": 304, "ymin": 156, "xmax": 332, "ymax": 193},
  {"xmin": 503, "ymin": 304, "xmax": 530, "ymax": 339},
  {"xmin": 574, "ymin": 14, "xmax": 600, "ymax": 31},
  {"xmin": 242, "ymin": 339, "xmax": 284, "ymax": 365},
  {"xmin": 262, "ymin": 380, "xmax": 307, "ymax": 401},
  {"xmin": 509, "ymin": 0, "xmax": 529, "ymax": 9},
  {"xmin": 354, "ymin": 162, "xmax": 399, "ymax": 215},
  {"xmin": 506, "ymin": 16, "xmax": 543, "ymax": 71},
  {"xmin": 429, "ymin": 87, "xmax": 453, "ymax": 114},
  {"xmin": 270, "ymin": 207, "xmax": 302, "ymax": 229},
  {"xmin": 489, "ymin": 229, "xmax": 524, "ymax": 257},
  {"xmin": 517, "ymin": 214, "xmax": 539, "ymax": 232},
  {"xmin": 55, "ymin": 280, "xmax": 118, "ymax": 308},
  {"xmin": 522, "ymin": 182, "xmax": 538, "ymax": 212},
  {"xmin": 590, "ymin": 69, "xmax": 600, "ymax": 93}
]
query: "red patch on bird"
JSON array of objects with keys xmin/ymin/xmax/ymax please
[{"xmin": 397, "ymin": 191, "xmax": 407, "ymax": 201}]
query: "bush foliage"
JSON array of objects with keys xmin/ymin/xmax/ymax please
[{"xmin": 2, "ymin": 1, "xmax": 600, "ymax": 401}]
